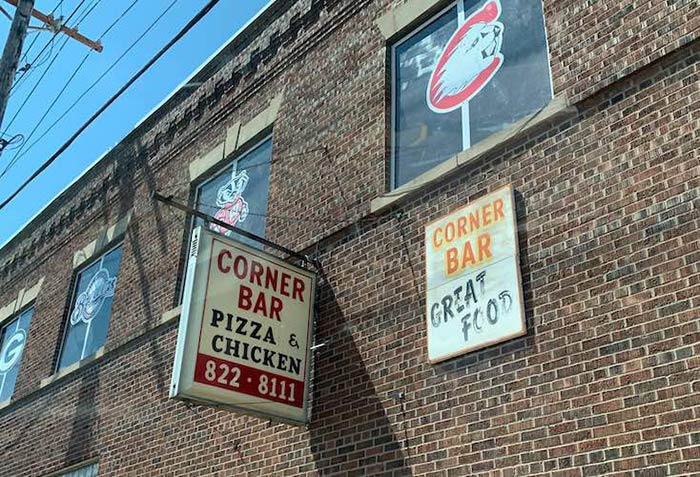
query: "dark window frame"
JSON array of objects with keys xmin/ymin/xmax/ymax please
[
  {"xmin": 0, "ymin": 305, "xmax": 34, "ymax": 402},
  {"xmin": 55, "ymin": 242, "xmax": 124, "ymax": 372},
  {"xmin": 389, "ymin": 0, "xmax": 554, "ymax": 190}
]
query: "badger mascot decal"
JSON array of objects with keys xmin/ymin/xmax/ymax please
[
  {"xmin": 210, "ymin": 169, "xmax": 250, "ymax": 236},
  {"xmin": 428, "ymin": 0, "xmax": 504, "ymax": 113}
]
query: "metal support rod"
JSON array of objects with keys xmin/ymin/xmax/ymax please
[{"xmin": 152, "ymin": 192, "xmax": 317, "ymax": 268}]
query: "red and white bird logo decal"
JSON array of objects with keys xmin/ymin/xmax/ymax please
[{"xmin": 428, "ymin": 0, "xmax": 504, "ymax": 113}]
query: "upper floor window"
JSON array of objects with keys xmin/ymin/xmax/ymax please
[
  {"xmin": 58, "ymin": 245, "xmax": 123, "ymax": 370},
  {"xmin": 48, "ymin": 462, "xmax": 99, "ymax": 477},
  {"xmin": 0, "ymin": 307, "xmax": 33, "ymax": 402},
  {"xmin": 195, "ymin": 136, "xmax": 272, "ymax": 248},
  {"xmin": 391, "ymin": 0, "xmax": 552, "ymax": 188}
]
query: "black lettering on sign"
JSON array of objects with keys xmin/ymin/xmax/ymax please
[{"xmin": 430, "ymin": 271, "xmax": 514, "ymax": 342}]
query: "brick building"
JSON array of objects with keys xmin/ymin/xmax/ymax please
[{"xmin": 0, "ymin": 0, "xmax": 699, "ymax": 475}]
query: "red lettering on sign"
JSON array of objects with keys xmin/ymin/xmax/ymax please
[
  {"xmin": 270, "ymin": 296, "xmax": 283, "ymax": 321},
  {"xmin": 280, "ymin": 273, "xmax": 291, "ymax": 297},
  {"xmin": 239, "ymin": 284, "xmax": 283, "ymax": 321},
  {"xmin": 217, "ymin": 245, "xmax": 308, "ymax": 308},
  {"xmin": 250, "ymin": 260, "xmax": 264, "ymax": 286},
  {"xmin": 239, "ymin": 284, "xmax": 253, "ymax": 310},
  {"xmin": 292, "ymin": 278, "xmax": 305, "ymax": 302},
  {"xmin": 233, "ymin": 255, "xmax": 248, "ymax": 279},
  {"xmin": 217, "ymin": 249, "xmax": 232, "ymax": 273}
]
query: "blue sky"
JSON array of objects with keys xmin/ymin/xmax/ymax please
[{"xmin": 0, "ymin": 0, "xmax": 270, "ymax": 248}]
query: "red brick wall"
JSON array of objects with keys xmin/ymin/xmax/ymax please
[{"xmin": 0, "ymin": 0, "xmax": 698, "ymax": 475}]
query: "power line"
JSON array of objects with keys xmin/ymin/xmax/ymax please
[
  {"xmin": 16, "ymin": 0, "xmax": 65, "ymax": 66},
  {"xmin": 0, "ymin": 133, "xmax": 24, "ymax": 153},
  {"xmin": 1, "ymin": 0, "xmax": 149, "ymax": 176},
  {"xmin": 1, "ymin": 34, "xmax": 73, "ymax": 137},
  {"xmin": 3, "ymin": 0, "xmax": 173, "ymax": 174},
  {"xmin": 97, "ymin": 0, "xmax": 139, "ymax": 38},
  {"xmin": 10, "ymin": 0, "xmax": 89, "ymax": 93},
  {"xmin": 0, "ymin": 0, "xmax": 223, "ymax": 213}
]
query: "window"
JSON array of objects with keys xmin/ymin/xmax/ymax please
[
  {"xmin": 0, "ymin": 307, "xmax": 33, "ymax": 402},
  {"xmin": 391, "ymin": 0, "xmax": 552, "ymax": 188},
  {"xmin": 58, "ymin": 245, "xmax": 123, "ymax": 371},
  {"xmin": 49, "ymin": 462, "xmax": 99, "ymax": 477},
  {"xmin": 194, "ymin": 137, "xmax": 272, "ymax": 248}
]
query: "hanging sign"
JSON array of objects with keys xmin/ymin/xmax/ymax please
[
  {"xmin": 170, "ymin": 226, "xmax": 316, "ymax": 425},
  {"xmin": 425, "ymin": 184, "xmax": 525, "ymax": 362}
]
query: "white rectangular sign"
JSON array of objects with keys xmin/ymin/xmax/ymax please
[
  {"xmin": 425, "ymin": 184, "xmax": 525, "ymax": 363},
  {"xmin": 170, "ymin": 226, "xmax": 316, "ymax": 425}
]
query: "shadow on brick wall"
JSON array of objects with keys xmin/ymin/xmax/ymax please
[
  {"xmin": 307, "ymin": 272, "xmax": 412, "ymax": 476},
  {"xmin": 64, "ymin": 371, "xmax": 99, "ymax": 465},
  {"xmin": 118, "ymin": 150, "xmax": 170, "ymax": 394}
]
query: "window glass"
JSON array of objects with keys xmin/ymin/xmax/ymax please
[
  {"xmin": 51, "ymin": 462, "xmax": 99, "ymax": 477},
  {"xmin": 195, "ymin": 137, "xmax": 272, "ymax": 249},
  {"xmin": 58, "ymin": 245, "xmax": 123, "ymax": 370},
  {"xmin": 392, "ymin": 0, "xmax": 552, "ymax": 187},
  {"xmin": 0, "ymin": 307, "xmax": 33, "ymax": 402}
]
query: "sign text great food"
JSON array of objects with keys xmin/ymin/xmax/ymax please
[{"xmin": 425, "ymin": 184, "xmax": 525, "ymax": 362}]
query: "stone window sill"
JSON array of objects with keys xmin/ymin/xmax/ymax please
[
  {"xmin": 370, "ymin": 96, "xmax": 577, "ymax": 215},
  {"xmin": 160, "ymin": 305, "xmax": 181, "ymax": 325},
  {"xmin": 36, "ymin": 307, "xmax": 180, "ymax": 391},
  {"xmin": 39, "ymin": 346, "xmax": 106, "ymax": 389},
  {"xmin": 0, "ymin": 307, "xmax": 183, "ymax": 415}
]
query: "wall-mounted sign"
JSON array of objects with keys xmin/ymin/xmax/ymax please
[
  {"xmin": 171, "ymin": 227, "xmax": 316, "ymax": 425},
  {"xmin": 425, "ymin": 184, "xmax": 525, "ymax": 362}
]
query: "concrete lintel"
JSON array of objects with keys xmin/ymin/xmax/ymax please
[
  {"xmin": 236, "ymin": 93, "xmax": 283, "ymax": 149},
  {"xmin": 224, "ymin": 122, "xmax": 241, "ymax": 157},
  {"xmin": 375, "ymin": 0, "xmax": 447, "ymax": 40},
  {"xmin": 370, "ymin": 96, "xmax": 576, "ymax": 214},
  {"xmin": 189, "ymin": 93, "xmax": 282, "ymax": 183},
  {"xmin": 0, "ymin": 276, "xmax": 45, "ymax": 326},
  {"xmin": 39, "ymin": 346, "xmax": 105, "ymax": 389},
  {"xmin": 189, "ymin": 141, "xmax": 226, "ymax": 182},
  {"xmin": 73, "ymin": 211, "xmax": 133, "ymax": 269},
  {"xmin": 0, "ymin": 301, "xmax": 15, "ymax": 326}
]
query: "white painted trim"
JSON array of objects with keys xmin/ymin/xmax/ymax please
[
  {"xmin": 72, "ymin": 211, "xmax": 132, "ymax": 269},
  {"xmin": 388, "ymin": 1, "xmax": 457, "ymax": 190}
]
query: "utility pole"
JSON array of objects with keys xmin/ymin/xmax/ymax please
[
  {"xmin": 0, "ymin": 0, "xmax": 34, "ymax": 131},
  {"xmin": 3, "ymin": 0, "xmax": 103, "ymax": 52}
]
